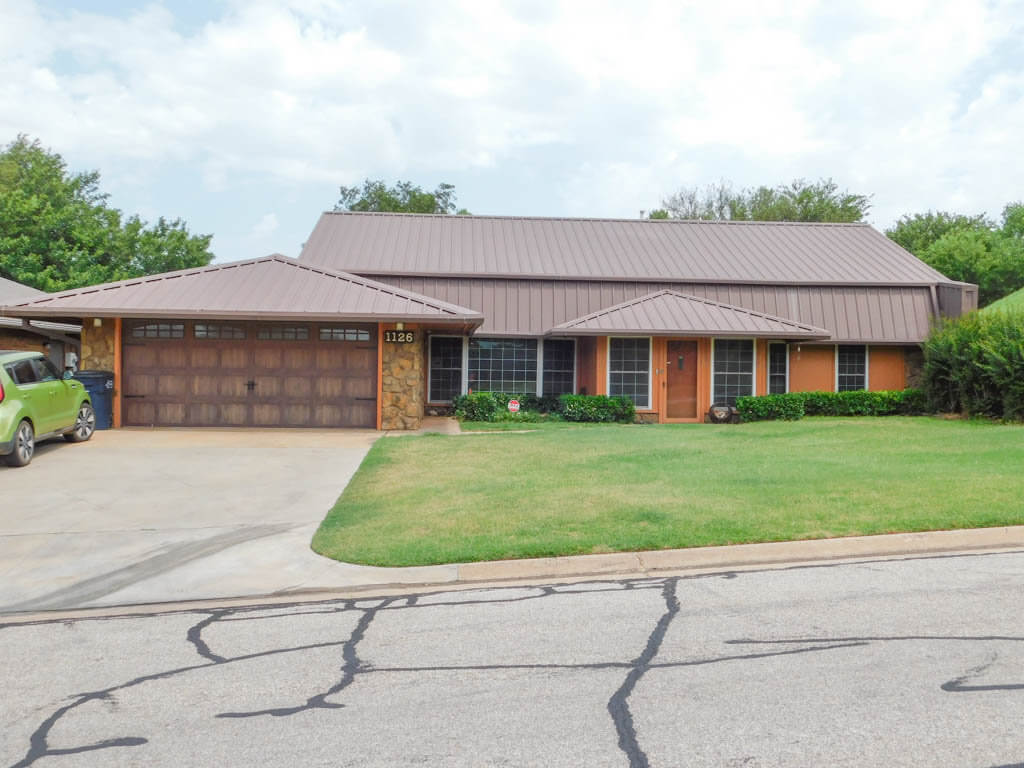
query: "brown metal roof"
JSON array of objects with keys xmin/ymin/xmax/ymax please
[
  {"xmin": 551, "ymin": 290, "xmax": 830, "ymax": 338},
  {"xmin": 0, "ymin": 276, "xmax": 45, "ymax": 303},
  {"xmin": 0, "ymin": 255, "xmax": 484, "ymax": 324},
  {"xmin": 301, "ymin": 212, "xmax": 950, "ymax": 285},
  {"xmin": 374, "ymin": 276, "xmax": 935, "ymax": 343}
]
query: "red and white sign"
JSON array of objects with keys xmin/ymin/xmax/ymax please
[{"xmin": 507, "ymin": 399, "xmax": 520, "ymax": 413}]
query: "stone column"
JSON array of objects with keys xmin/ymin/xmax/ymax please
[
  {"xmin": 380, "ymin": 325, "xmax": 424, "ymax": 430},
  {"xmin": 80, "ymin": 318, "xmax": 116, "ymax": 370}
]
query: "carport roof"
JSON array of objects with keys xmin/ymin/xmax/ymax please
[
  {"xmin": 550, "ymin": 290, "xmax": 832, "ymax": 338},
  {"xmin": 0, "ymin": 255, "xmax": 485, "ymax": 325}
]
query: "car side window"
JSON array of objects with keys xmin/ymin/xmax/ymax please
[
  {"xmin": 9, "ymin": 360, "xmax": 39, "ymax": 385},
  {"xmin": 32, "ymin": 357, "xmax": 62, "ymax": 383}
]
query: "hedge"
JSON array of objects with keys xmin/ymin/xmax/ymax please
[
  {"xmin": 923, "ymin": 310, "xmax": 1024, "ymax": 420},
  {"xmin": 736, "ymin": 389, "xmax": 929, "ymax": 422},
  {"xmin": 452, "ymin": 392, "xmax": 635, "ymax": 423}
]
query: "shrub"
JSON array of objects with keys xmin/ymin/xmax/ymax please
[
  {"xmin": 558, "ymin": 394, "xmax": 636, "ymax": 423},
  {"xmin": 452, "ymin": 392, "xmax": 500, "ymax": 421},
  {"xmin": 735, "ymin": 389, "xmax": 930, "ymax": 422},
  {"xmin": 923, "ymin": 311, "xmax": 1024, "ymax": 420},
  {"xmin": 453, "ymin": 392, "xmax": 572, "ymax": 422},
  {"xmin": 735, "ymin": 394, "xmax": 805, "ymax": 421}
]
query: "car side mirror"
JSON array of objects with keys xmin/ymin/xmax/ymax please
[{"xmin": 62, "ymin": 370, "xmax": 74, "ymax": 380}]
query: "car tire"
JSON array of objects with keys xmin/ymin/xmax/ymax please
[
  {"xmin": 5, "ymin": 420, "xmax": 35, "ymax": 467},
  {"xmin": 64, "ymin": 403, "xmax": 96, "ymax": 443}
]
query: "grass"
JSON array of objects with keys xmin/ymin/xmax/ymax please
[
  {"xmin": 983, "ymin": 286, "xmax": 1024, "ymax": 313},
  {"xmin": 311, "ymin": 417, "xmax": 1024, "ymax": 567}
]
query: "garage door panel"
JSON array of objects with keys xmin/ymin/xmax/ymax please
[{"xmin": 123, "ymin": 321, "xmax": 378, "ymax": 428}]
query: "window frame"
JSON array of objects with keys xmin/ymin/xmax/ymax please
[
  {"xmin": 711, "ymin": 338, "xmax": 757, "ymax": 407},
  {"xmin": 194, "ymin": 323, "xmax": 247, "ymax": 340},
  {"xmin": 129, "ymin": 321, "xmax": 185, "ymax": 340},
  {"xmin": 467, "ymin": 336, "xmax": 539, "ymax": 395},
  {"xmin": 835, "ymin": 344, "xmax": 870, "ymax": 392},
  {"xmin": 541, "ymin": 337, "xmax": 577, "ymax": 398},
  {"xmin": 767, "ymin": 342, "xmax": 789, "ymax": 395},
  {"xmin": 256, "ymin": 324, "xmax": 310, "ymax": 341},
  {"xmin": 427, "ymin": 334, "xmax": 466, "ymax": 404},
  {"xmin": 319, "ymin": 326, "xmax": 371, "ymax": 342},
  {"xmin": 606, "ymin": 336, "xmax": 652, "ymax": 410}
]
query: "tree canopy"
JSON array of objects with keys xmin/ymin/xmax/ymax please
[
  {"xmin": 0, "ymin": 135, "xmax": 213, "ymax": 292},
  {"xmin": 335, "ymin": 179, "xmax": 468, "ymax": 215},
  {"xmin": 657, "ymin": 178, "xmax": 871, "ymax": 223},
  {"xmin": 886, "ymin": 205, "xmax": 1024, "ymax": 306}
]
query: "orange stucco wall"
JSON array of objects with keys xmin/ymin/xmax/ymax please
[
  {"xmin": 789, "ymin": 345, "xmax": 835, "ymax": 392},
  {"xmin": 594, "ymin": 336, "xmax": 608, "ymax": 395},
  {"xmin": 755, "ymin": 340, "xmax": 768, "ymax": 395},
  {"xmin": 868, "ymin": 346, "xmax": 907, "ymax": 391}
]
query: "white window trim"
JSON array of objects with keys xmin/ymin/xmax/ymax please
[
  {"xmin": 427, "ymin": 334, "xmax": 466, "ymax": 405},
  {"xmin": 541, "ymin": 337, "xmax": 577, "ymax": 397},
  {"xmin": 466, "ymin": 336, "xmax": 541, "ymax": 395},
  {"xmin": 834, "ymin": 344, "xmax": 870, "ymax": 392},
  {"xmin": 711, "ymin": 338, "xmax": 757, "ymax": 405},
  {"xmin": 606, "ymin": 336, "xmax": 653, "ymax": 410},
  {"xmin": 767, "ymin": 341, "xmax": 789, "ymax": 394}
]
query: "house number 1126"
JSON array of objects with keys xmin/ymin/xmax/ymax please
[{"xmin": 384, "ymin": 331, "xmax": 415, "ymax": 343}]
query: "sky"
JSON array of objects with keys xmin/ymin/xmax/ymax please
[{"xmin": 2, "ymin": 0, "xmax": 1023, "ymax": 263}]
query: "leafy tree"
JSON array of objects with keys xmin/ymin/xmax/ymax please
[
  {"xmin": 335, "ymin": 179, "xmax": 468, "ymax": 215},
  {"xmin": 660, "ymin": 178, "xmax": 871, "ymax": 223},
  {"xmin": 887, "ymin": 205, "xmax": 1024, "ymax": 306},
  {"xmin": 0, "ymin": 135, "xmax": 212, "ymax": 292},
  {"xmin": 647, "ymin": 209, "xmax": 669, "ymax": 219}
]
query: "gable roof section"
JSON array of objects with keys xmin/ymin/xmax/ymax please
[
  {"xmin": 300, "ymin": 211, "xmax": 949, "ymax": 286},
  {"xmin": 551, "ymin": 290, "xmax": 831, "ymax": 339},
  {"xmin": 0, "ymin": 255, "xmax": 483, "ymax": 324},
  {"xmin": 0, "ymin": 276, "xmax": 45, "ymax": 303}
]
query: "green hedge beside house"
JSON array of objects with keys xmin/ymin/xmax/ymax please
[
  {"xmin": 453, "ymin": 392, "xmax": 636, "ymax": 423},
  {"xmin": 736, "ymin": 389, "xmax": 929, "ymax": 422}
]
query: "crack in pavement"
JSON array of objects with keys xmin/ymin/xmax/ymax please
[{"xmin": 5, "ymin": 572, "xmax": 1023, "ymax": 767}]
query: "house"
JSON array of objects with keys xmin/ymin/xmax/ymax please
[
  {"xmin": 0, "ymin": 213, "xmax": 977, "ymax": 429},
  {"xmin": 0, "ymin": 276, "xmax": 81, "ymax": 371}
]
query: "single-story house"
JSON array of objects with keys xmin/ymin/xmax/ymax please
[
  {"xmin": 0, "ymin": 213, "xmax": 977, "ymax": 430},
  {"xmin": 0, "ymin": 276, "xmax": 80, "ymax": 370}
]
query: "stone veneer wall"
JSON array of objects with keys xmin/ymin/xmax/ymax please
[
  {"xmin": 80, "ymin": 318, "xmax": 116, "ymax": 370},
  {"xmin": 380, "ymin": 328, "xmax": 424, "ymax": 430}
]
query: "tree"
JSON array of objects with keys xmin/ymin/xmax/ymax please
[
  {"xmin": 335, "ymin": 179, "xmax": 468, "ymax": 215},
  {"xmin": 0, "ymin": 135, "xmax": 212, "ymax": 292},
  {"xmin": 886, "ymin": 205, "xmax": 1024, "ymax": 306},
  {"xmin": 659, "ymin": 178, "xmax": 871, "ymax": 223}
]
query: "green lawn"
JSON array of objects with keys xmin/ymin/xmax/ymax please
[
  {"xmin": 983, "ymin": 286, "xmax": 1024, "ymax": 313},
  {"xmin": 311, "ymin": 417, "xmax": 1024, "ymax": 567}
]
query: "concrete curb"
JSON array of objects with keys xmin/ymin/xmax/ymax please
[{"xmin": 4, "ymin": 526, "xmax": 1023, "ymax": 624}]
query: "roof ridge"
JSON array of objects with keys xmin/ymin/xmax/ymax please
[{"xmin": 321, "ymin": 210, "xmax": 870, "ymax": 228}]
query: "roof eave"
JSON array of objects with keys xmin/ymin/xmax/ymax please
[
  {"xmin": 0, "ymin": 307, "xmax": 484, "ymax": 324},
  {"xmin": 547, "ymin": 327, "xmax": 831, "ymax": 340}
]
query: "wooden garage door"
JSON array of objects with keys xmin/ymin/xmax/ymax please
[{"xmin": 122, "ymin": 321, "xmax": 377, "ymax": 428}]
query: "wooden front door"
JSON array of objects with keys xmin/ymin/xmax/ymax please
[
  {"xmin": 665, "ymin": 340, "xmax": 698, "ymax": 419},
  {"xmin": 122, "ymin": 320, "xmax": 377, "ymax": 428}
]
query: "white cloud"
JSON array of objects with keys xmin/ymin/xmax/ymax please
[
  {"xmin": 0, "ymin": 0, "xmax": 1021, "ymax": 255},
  {"xmin": 250, "ymin": 213, "xmax": 279, "ymax": 239}
]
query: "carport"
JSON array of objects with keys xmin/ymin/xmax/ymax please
[{"xmin": 0, "ymin": 255, "xmax": 482, "ymax": 430}]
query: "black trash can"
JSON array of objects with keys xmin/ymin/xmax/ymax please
[{"xmin": 73, "ymin": 370, "xmax": 115, "ymax": 430}]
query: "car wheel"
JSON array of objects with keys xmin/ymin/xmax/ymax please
[
  {"xmin": 64, "ymin": 403, "xmax": 96, "ymax": 443},
  {"xmin": 5, "ymin": 420, "xmax": 34, "ymax": 467}
]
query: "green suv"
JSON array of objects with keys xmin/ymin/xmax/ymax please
[{"xmin": 0, "ymin": 350, "xmax": 96, "ymax": 467}]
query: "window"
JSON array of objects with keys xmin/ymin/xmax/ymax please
[
  {"xmin": 429, "ymin": 336, "xmax": 463, "ymax": 402},
  {"xmin": 468, "ymin": 338, "xmax": 537, "ymax": 393},
  {"xmin": 768, "ymin": 343, "xmax": 788, "ymax": 394},
  {"xmin": 608, "ymin": 338, "xmax": 650, "ymax": 408},
  {"xmin": 713, "ymin": 339, "xmax": 755, "ymax": 406},
  {"xmin": 31, "ymin": 358, "xmax": 61, "ymax": 383},
  {"xmin": 320, "ymin": 327, "xmax": 371, "ymax": 342},
  {"xmin": 194, "ymin": 323, "xmax": 246, "ymax": 340},
  {"xmin": 257, "ymin": 325, "xmax": 309, "ymax": 341},
  {"xmin": 7, "ymin": 360, "xmax": 38, "ymax": 386},
  {"xmin": 542, "ymin": 340, "xmax": 575, "ymax": 396},
  {"xmin": 837, "ymin": 345, "xmax": 868, "ymax": 391},
  {"xmin": 131, "ymin": 322, "xmax": 184, "ymax": 339}
]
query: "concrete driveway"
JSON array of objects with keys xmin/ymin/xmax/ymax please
[{"xmin": 0, "ymin": 429, "xmax": 393, "ymax": 612}]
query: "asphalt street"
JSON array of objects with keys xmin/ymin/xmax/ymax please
[{"xmin": 2, "ymin": 550, "xmax": 1022, "ymax": 767}]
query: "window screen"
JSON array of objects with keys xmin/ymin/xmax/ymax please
[
  {"xmin": 542, "ymin": 340, "xmax": 575, "ymax": 396},
  {"xmin": 608, "ymin": 338, "xmax": 650, "ymax": 408},
  {"xmin": 713, "ymin": 339, "xmax": 755, "ymax": 406},
  {"xmin": 768, "ymin": 343, "xmax": 788, "ymax": 394},
  {"xmin": 468, "ymin": 338, "xmax": 537, "ymax": 393},
  {"xmin": 837, "ymin": 345, "xmax": 867, "ymax": 391},
  {"xmin": 429, "ymin": 336, "xmax": 463, "ymax": 402}
]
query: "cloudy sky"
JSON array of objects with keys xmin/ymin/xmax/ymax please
[{"xmin": 3, "ymin": 0, "xmax": 1022, "ymax": 262}]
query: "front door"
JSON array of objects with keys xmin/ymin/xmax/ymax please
[{"xmin": 666, "ymin": 340, "xmax": 698, "ymax": 419}]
